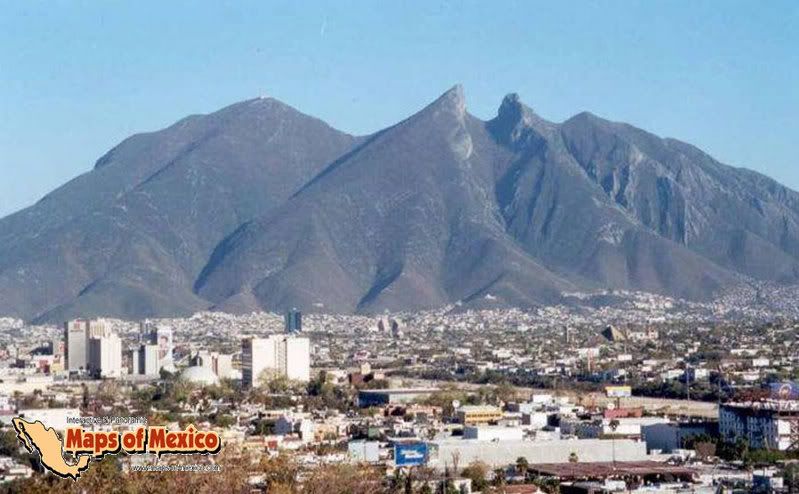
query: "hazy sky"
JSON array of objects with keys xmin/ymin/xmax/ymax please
[{"xmin": 1, "ymin": 1, "xmax": 797, "ymax": 217}]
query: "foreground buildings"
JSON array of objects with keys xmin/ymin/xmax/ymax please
[
  {"xmin": 242, "ymin": 334, "xmax": 311, "ymax": 388},
  {"xmin": 720, "ymin": 400, "xmax": 799, "ymax": 450},
  {"xmin": 1, "ymin": 306, "xmax": 798, "ymax": 492}
]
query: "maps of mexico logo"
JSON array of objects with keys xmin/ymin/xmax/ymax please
[{"xmin": 11, "ymin": 417, "xmax": 221, "ymax": 480}]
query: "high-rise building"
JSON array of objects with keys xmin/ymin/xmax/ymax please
[
  {"xmin": 130, "ymin": 349, "xmax": 139, "ymax": 375},
  {"xmin": 139, "ymin": 321, "xmax": 173, "ymax": 372},
  {"xmin": 283, "ymin": 336, "xmax": 310, "ymax": 382},
  {"xmin": 285, "ymin": 309, "xmax": 302, "ymax": 333},
  {"xmin": 138, "ymin": 344, "xmax": 160, "ymax": 376},
  {"xmin": 64, "ymin": 319, "xmax": 108, "ymax": 371},
  {"xmin": 242, "ymin": 338, "xmax": 273, "ymax": 389},
  {"xmin": 88, "ymin": 332, "xmax": 122, "ymax": 378},
  {"xmin": 242, "ymin": 334, "xmax": 310, "ymax": 388}
]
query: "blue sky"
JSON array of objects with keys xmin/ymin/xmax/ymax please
[{"xmin": 1, "ymin": 1, "xmax": 797, "ymax": 217}]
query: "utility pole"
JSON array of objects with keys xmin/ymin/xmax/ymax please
[{"xmin": 609, "ymin": 419, "xmax": 620, "ymax": 471}]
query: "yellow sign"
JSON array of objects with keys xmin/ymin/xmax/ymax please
[{"xmin": 605, "ymin": 385, "xmax": 632, "ymax": 398}]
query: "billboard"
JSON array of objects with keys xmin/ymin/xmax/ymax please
[
  {"xmin": 770, "ymin": 382, "xmax": 799, "ymax": 400},
  {"xmin": 605, "ymin": 385, "xmax": 632, "ymax": 398},
  {"xmin": 394, "ymin": 442, "xmax": 428, "ymax": 467}
]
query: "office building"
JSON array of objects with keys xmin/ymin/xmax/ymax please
[
  {"xmin": 242, "ymin": 334, "xmax": 310, "ymax": 388},
  {"xmin": 64, "ymin": 319, "xmax": 108, "ymax": 371},
  {"xmin": 720, "ymin": 401, "xmax": 799, "ymax": 450},
  {"xmin": 139, "ymin": 321, "xmax": 173, "ymax": 372},
  {"xmin": 455, "ymin": 405, "xmax": 503, "ymax": 425},
  {"xmin": 283, "ymin": 336, "xmax": 310, "ymax": 381},
  {"xmin": 285, "ymin": 309, "xmax": 302, "ymax": 333},
  {"xmin": 130, "ymin": 344, "xmax": 160, "ymax": 377},
  {"xmin": 87, "ymin": 332, "xmax": 122, "ymax": 378}
]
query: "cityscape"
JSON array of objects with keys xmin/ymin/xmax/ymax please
[
  {"xmin": 2, "ymin": 2, "xmax": 798, "ymax": 493},
  {"xmin": 0, "ymin": 292, "xmax": 798, "ymax": 492}
]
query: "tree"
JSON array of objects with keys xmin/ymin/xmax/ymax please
[
  {"xmin": 516, "ymin": 456, "xmax": 529, "ymax": 478},
  {"xmin": 461, "ymin": 461, "xmax": 489, "ymax": 492},
  {"xmin": 493, "ymin": 382, "xmax": 517, "ymax": 404},
  {"xmin": 492, "ymin": 467, "xmax": 506, "ymax": 486},
  {"xmin": 259, "ymin": 454, "xmax": 300, "ymax": 490},
  {"xmin": 302, "ymin": 464, "xmax": 383, "ymax": 494},
  {"xmin": 258, "ymin": 369, "xmax": 291, "ymax": 393},
  {"xmin": 784, "ymin": 463, "xmax": 799, "ymax": 493}
]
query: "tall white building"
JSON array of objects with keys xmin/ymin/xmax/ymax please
[
  {"xmin": 140, "ymin": 321, "xmax": 173, "ymax": 372},
  {"xmin": 130, "ymin": 344, "xmax": 160, "ymax": 377},
  {"xmin": 88, "ymin": 332, "xmax": 122, "ymax": 378},
  {"xmin": 242, "ymin": 334, "xmax": 310, "ymax": 388},
  {"xmin": 64, "ymin": 319, "xmax": 108, "ymax": 371},
  {"xmin": 283, "ymin": 336, "xmax": 310, "ymax": 382}
]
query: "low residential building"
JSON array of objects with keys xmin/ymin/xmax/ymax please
[
  {"xmin": 357, "ymin": 388, "xmax": 437, "ymax": 407},
  {"xmin": 463, "ymin": 425, "xmax": 524, "ymax": 441}
]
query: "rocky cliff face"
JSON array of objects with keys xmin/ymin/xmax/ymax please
[{"xmin": 1, "ymin": 87, "xmax": 797, "ymax": 322}]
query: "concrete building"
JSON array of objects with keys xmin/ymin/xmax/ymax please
[
  {"xmin": 463, "ymin": 426, "xmax": 525, "ymax": 441},
  {"xmin": 242, "ymin": 334, "xmax": 311, "ymax": 388},
  {"xmin": 348, "ymin": 441, "xmax": 380, "ymax": 463},
  {"xmin": 428, "ymin": 438, "xmax": 648, "ymax": 470},
  {"xmin": 87, "ymin": 332, "xmax": 122, "ymax": 378},
  {"xmin": 130, "ymin": 343, "xmax": 160, "ymax": 377},
  {"xmin": 140, "ymin": 322, "xmax": 173, "ymax": 372},
  {"xmin": 274, "ymin": 414, "xmax": 315, "ymax": 443},
  {"xmin": 720, "ymin": 401, "xmax": 799, "ymax": 450},
  {"xmin": 642, "ymin": 421, "xmax": 717, "ymax": 453},
  {"xmin": 456, "ymin": 405, "xmax": 503, "ymax": 425},
  {"xmin": 64, "ymin": 319, "xmax": 107, "ymax": 371},
  {"xmin": 357, "ymin": 388, "xmax": 438, "ymax": 407}
]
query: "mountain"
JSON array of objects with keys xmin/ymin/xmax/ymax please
[
  {"xmin": 0, "ymin": 98, "xmax": 360, "ymax": 322},
  {"xmin": 2, "ymin": 86, "xmax": 798, "ymax": 322}
]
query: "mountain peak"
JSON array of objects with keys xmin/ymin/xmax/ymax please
[
  {"xmin": 489, "ymin": 92, "xmax": 553, "ymax": 147},
  {"xmin": 424, "ymin": 84, "xmax": 466, "ymax": 117},
  {"xmin": 497, "ymin": 93, "xmax": 530, "ymax": 121}
]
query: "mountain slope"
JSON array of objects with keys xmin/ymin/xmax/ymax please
[
  {"xmin": 1, "ymin": 86, "xmax": 797, "ymax": 322},
  {"xmin": 195, "ymin": 86, "xmax": 576, "ymax": 313},
  {"xmin": 194, "ymin": 88, "xmax": 748, "ymax": 313},
  {"xmin": 0, "ymin": 98, "xmax": 360, "ymax": 321}
]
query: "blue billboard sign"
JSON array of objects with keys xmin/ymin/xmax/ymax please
[{"xmin": 394, "ymin": 442, "xmax": 428, "ymax": 467}]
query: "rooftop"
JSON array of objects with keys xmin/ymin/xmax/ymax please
[{"xmin": 529, "ymin": 461, "xmax": 696, "ymax": 480}]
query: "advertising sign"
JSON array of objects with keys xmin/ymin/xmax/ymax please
[
  {"xmin": 605, "ymin": 385, "xmax": 632, "ymax": 398},
  {"xmin": 770, "ymin": 382, "xmax": 799, "ymax": 400},
  {"xmin": 394, "ymin": 442, "xmax": 428, "ymax": 467}
]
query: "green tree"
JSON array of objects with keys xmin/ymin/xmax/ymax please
[
  {"xmin": 516, "ymin": 456, "xmax": 529, "ymax": 478},
  {"xmin": 461, "ymin": 461, "xmax": 489, "ymax": 492}
]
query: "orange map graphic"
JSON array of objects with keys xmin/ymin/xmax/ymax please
[{"xmin": 12, "ymin": 418, "xmax": 92, "ymax": 480}]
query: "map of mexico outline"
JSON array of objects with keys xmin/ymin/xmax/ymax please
[{"xmin": 11, "ymin": 417, "xmax": 222, "ymax": 480}]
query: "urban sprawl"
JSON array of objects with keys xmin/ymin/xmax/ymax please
[{"xmin": 0, "ymin": 288, "xmax": 799, "ymax": 493}]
